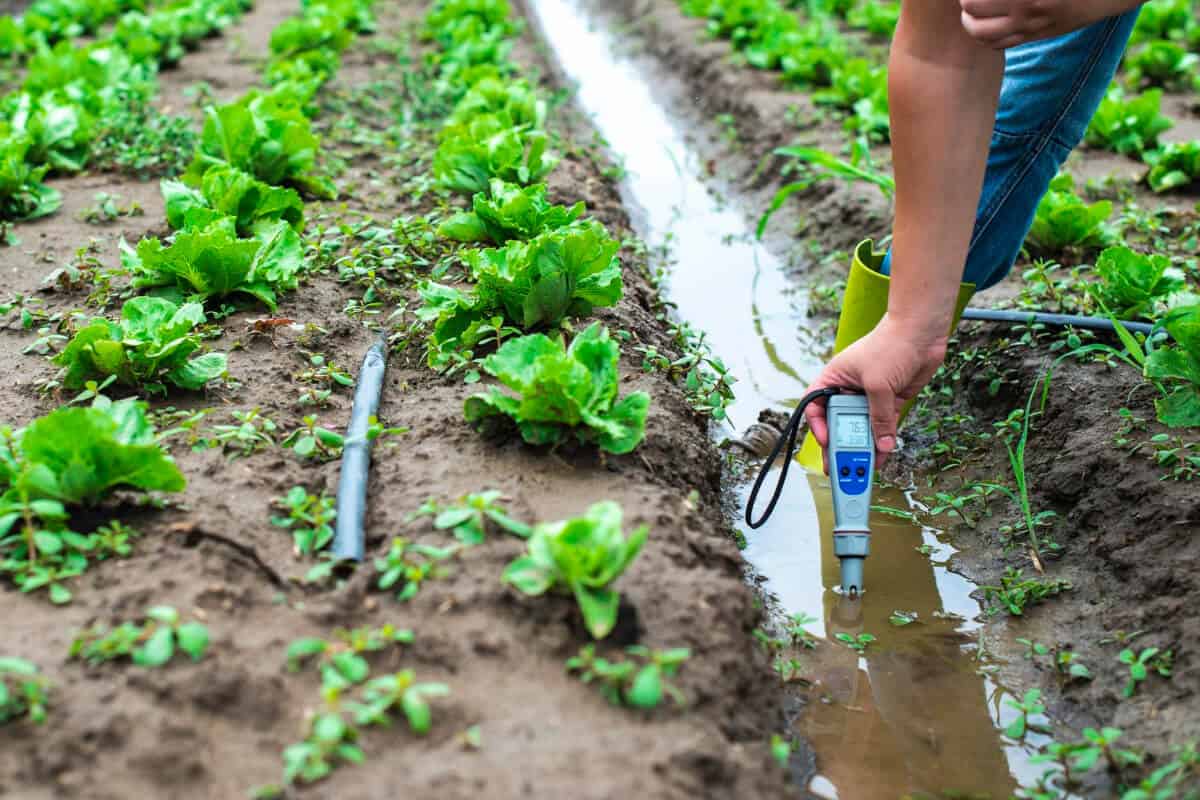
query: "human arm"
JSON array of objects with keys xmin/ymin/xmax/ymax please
[
  {"xmin": 959, "ymin": 0, "xmax": 1147, "ymax": 50},
  {"xmin": 804, "ymin": 0, "xmax": 1004, "ymax": 465}
]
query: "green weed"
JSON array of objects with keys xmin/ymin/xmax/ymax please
[{"xmin": 70, "ymin": 606, "xmax": 210, "ymax": 667}]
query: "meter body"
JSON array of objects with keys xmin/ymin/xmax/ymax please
[{"xmin": 827, "ymin": 394, "xmax": 874, "ymax": 595}]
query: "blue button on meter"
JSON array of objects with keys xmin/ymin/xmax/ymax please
[{"xmin": 834, "ymin": 451, "xmax": 872, "ymax": 496}]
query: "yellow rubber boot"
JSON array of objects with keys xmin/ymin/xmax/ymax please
[{"xmin": 797, "ymin": 240, "xmax": 975, "ymax": 472}]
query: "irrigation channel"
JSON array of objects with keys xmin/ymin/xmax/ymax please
[{"xmin": 524, "ymin": 1, "xmax": 1050, "ymax": 796}]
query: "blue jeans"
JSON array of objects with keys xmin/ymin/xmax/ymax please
[{"xmin": 881, "ymin": 11, "xmax": 1140, "ymax": 290}]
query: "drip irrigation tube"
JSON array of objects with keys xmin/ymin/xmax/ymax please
[
  {"xmin": 961, "ymin": 308, "xmax": 1156, "ymax": 336},
  {"xmin": 331, "ymin": 337, "xmax": 389, "ymax": 562}
]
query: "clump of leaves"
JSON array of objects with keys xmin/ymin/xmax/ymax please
[
  {"xmin": 162, "ymin": 165, "xmax": 305, "ymax": 237},
  {"xmin": 209, "ymin": 407, "xmax": 277, "ymax": 458},
  {"xmin": 1090, "ymin": 245, "xmax": 1183, "ymax": 320},
  {"xmin": 1118, "ymin": 647, "xmax": 1173, "ymax": 697},
  {"xmin": 53, "ymin": 296, "xmax": 227, "ymax": 393},
  {"xmin": 437, "ymin": 179, "xmax": 583, "ymax": 244},
  {"xmin": 125, "ymin": 217, "xmax": 303, "ymax": 311},
  {"xmin": 432, "ymin": 113, "xmax": 556, "ymax": 195},
  {"xmin": 0, "ymin": 657, "xmax": 51, "ymax": 724},
  {"xmin": 1085, "ymin": 88, "xmax": 1173, "ymax": 156},
  {"xmin": 406, "ymin": 489, "xmax": 530, "ymax": 545},
  {"xmin": 786, "ymin": 612, "xmax": 819, "ymax": 648},
  {"xmin": 503, "ymin": 500, "xmax": 647, "ymax": 639},
  {"xmin": 981, "ymin": 567, "xmax": 1070, "ymax": 617},
  {"xmin": 1004, "ymin": 688, "xmax": 1049, "ymax": 740},
  {"xmin": 286, "ymin": 624, "xmax": 414, "ymax": 695},
  {"xmin": 374, "ymin": 537, "xmax": 458, "ymax": 601},
  {"xmin": 1025, "ymin": 174, "xmax": 1114, "ymax": 255},
  {"xmin": 566, "ymin": 644, "xmax": 689, "ymax": 708},
  {"xmin": 282, "ymin": 414, "xmax": 406, "ymax": 462},
  {"xmin": 464, "ymin": 323, "xmax": 650, "ymax": 455},
  {"xmin": 70, "ymin": 606, "xmax": 210, "ymax": 667},
  {"xmin": 1125, "ymin": 40, "xmax": 1198, "ymax": 90},
  {"xmin": 835, "ymin": 632, "xmax": 876, "ymax": 654},
  {"xmin": 283, "ymin": 711, "xmax": 363, "ymax": 785},
  {"xmin": 271, "ymin": 485, "xmax": 336, "ymax": 555},
  {"xmin": 1145, "ymin": 140, "xmax": 1200, "ymax": 193},
  {"xmin": 1142, "ymin": 304, "xmax": 1200, "ymax": 427},
  {"xmin": 0, "ymin": 133, "xmax": 62, "ymax": 223},
  {"xmin": 347, "ymin": 670, "xmax": 451, "ymax": 734}
]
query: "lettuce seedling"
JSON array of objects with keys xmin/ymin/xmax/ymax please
[
  {"xmin": 1025, "ymin": 174, "xmax": 1114, "ymax": 255},
  {"xmin": 53, "ymin": 296, "xmax": 227, "ymax": 393},
  {"xmin": 1143, "ymin": 304, "xmax": 1200, "ymax": 427},
  {"xmin": 162, "ymin": 166, "xmax": 304, "ymax": 236},
  {"xmin": 1085, "ymin": 88, "xmax": 1174, "ymax": 156},
  {"xmin": 1145, "ymin": 140, "xmax": 1200, "ymax": 193},
  {"xmin": 503, "ymin": 501, "xmax": 647, "ymax": 639},
  {"xmin": 69, "ymin": 605, "xmax": 209, "ymax": 667},
  {"xmin": 465, "ymin": 324, "xmax": 650, "ymax": 454},
  {"xmin": 0, "ymin": 134, "xmax": 62, "ymax": 222},
  {"xmin": 127, "ymin": 216, "xmax": 303, "ymax": 310},
  {"xmin": 438, "ymin": 180, "xmax": 583, "ymax": 244},
  {"xmin": 433, "ymin": 112, "xmax": 556, "ymax": 195},
  {"xmin": 0, "ymin": 657, "xmax": 51, "ymax": 724},
  {"xmin": 1090, "ymin": 245, "xmax": 1183, "ymax": 319}
]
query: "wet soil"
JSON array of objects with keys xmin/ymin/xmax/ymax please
[
  {"xmin": 592, "ymin": 0, "xmax": 1200, "ymax": 789},
  {"xmin": 0, "ymin": 2, "xmax": 797, "ymax": 798}
]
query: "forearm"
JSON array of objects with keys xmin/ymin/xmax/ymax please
[{"xmin": 887, "ymin": 1, "xmax": 1004, "ymax": 349}]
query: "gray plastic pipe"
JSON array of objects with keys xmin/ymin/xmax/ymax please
[
  {"xmin": 331, "ymin": 337, "xmax": 389, "ymax": 562},
  {"xmin": 961, "ymin": 308, "xmax": 1156, "ymax": 336}
]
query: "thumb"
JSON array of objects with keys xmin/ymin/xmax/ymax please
[{"xmin": 864, "ymin": 384, "xmax": 900, "ymax": 459}]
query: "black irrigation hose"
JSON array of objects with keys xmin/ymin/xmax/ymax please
[
  {"xmin": 331, "ymin": 337, "xmax": 389, "ymax": 562},
  {"xmin": 961, "ymin": 307, "xmax": 1157, "ymax": 336}
]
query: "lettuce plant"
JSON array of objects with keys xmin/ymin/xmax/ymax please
[
  {"xmin": 1144, "ymin": 304, "xmax": 1200, "ymax": 427},
  {"xmin": 1125, "ymin": 40, "xmax": 1199, "ymax": 90},
  {"xmin": 503, "ymin": 501, "xmax": 647, "ymax": 639},
  {"xmin": 126, "ymin": 217, "xmax": 303, "ymax": 310},
  {"xmin": 464, "ymin": 323, "xmax": 649, "ymax": 454},
  {"xmin": 1091, "ymin": 246, "xmax": 1183, "ymax": 320},
  {"xmin": 1085, "ymin": 88, "xmax": 1173, "ymax": 156},
  {"xmin": 53, "ymin": 296, "xmax": 227, "ymax": 393},
  {"xmin": 0, "ymin": 134, "xmax": 61, "ymax": 222},
  {"xmin": 4, "ymin": 91, "xmax": 94, "ymax": 173},
  {"xmin": 438, "ymin": 180, "xmax": 583, "ymax": 244},
  {"xmin": 162, "ymin": 165, "xmax": 305, "ymax": 236},
  {"xmin": 432, "ymin": 113, "xmax": 556, "ymax": 195},
  {"xmin": 1145, "ymin": 141, "xmax": 1200, "ymax": 193},
  {"xmin": 183, "ymin": 95, "xmax": 334, "ymax": 199},
  {"xmin": 447, "ymin": 76, "xmax": 545, "ymax": 129},
  {"xmin": 1025, "ymin": 174, "xmax": 1114, "ymax": 255}
]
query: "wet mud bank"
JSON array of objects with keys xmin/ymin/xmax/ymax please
[{"xmin": 0, "ymin": 1, "xmax": 798, "ymax": 798}]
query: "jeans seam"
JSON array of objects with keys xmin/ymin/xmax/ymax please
[{"xmin": 970, "ymin": 16, "xmax": 1124, "ymax": 251}]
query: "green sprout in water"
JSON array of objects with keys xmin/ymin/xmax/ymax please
[{"xmin": 835, "ymin": 632, "xmax": 876, "ymax": 654}]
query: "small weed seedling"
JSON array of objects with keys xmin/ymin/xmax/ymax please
[
  {"xmin": 771, "ymin": 734, "xmax": 793, "ymax": 769},
  {"xmin": 835, "ymin": 632, "xmax": 876, "ymax": 654},
  {"xmin": 284, "ymin": 415, "xmax": 406, "ymax": 462},
  {"xmin": 1118, "ymin": 647, "xmax": 1173, "ymax": 697},
  {"xmin": 347, "ymin": 669, "xmax": 451, "ymax": 734},
  {"xmin": 565, "ymin": 644, "xmax": 690, "ymax": 709},
  {"xmin": 295, "ymin": 352, "xmax": 355, "ymax": 390},
  {"xmin": 1018, "ymin": 638, "xmax": 1051, "ymax": 659},
  {"xmin": 786, "ymin": 612, "xmax": 820, "ymax": 648},
  {"xmin": 889, "ymin": 610, "xmax": 920, "ymax": 627},
  {"xmin": 1073, "ymin": 727, "xmax": 1142, "ymax": 772},
  {"xmin": 774, "ymin": 657, "xmax": 807, "ymax": 683},
  {"xmin": 70, "ymin": 606, "xmax": 209, "ymax": 667},
  {"xmin": 210, "ymin": 408, "xmax": 278, "ymax": 459},
  {"xmin": 283, "ymin": 711, "xmax": 363, "ymax": 786},
  {"xmin": 78, "ymin": 192, "xmax": 143, "ymax": 224},
  {"xmin": 374, "ymin": 538, "xmax": 457, "ymax": 601},
  {"xmin": 981, "ymin": 568, "xmax": 1070, "ymax": 617},
  {"xmin": 272, "ymin": 486, "xmax": 337, "ymax": 556},
  {"xmin": 287, "ymin": 625, "xmax": 414, "ymax": 697},
  {"xmin": 1004, "ymin": 689, "xmax": 1050, "ymax": 741},
  {"xmin": 1054, "ymin": 651, "xmax": 1092, "ymax": 685},
  {"xmin": 406, "ymin": 489, "xmax": 530, "ymax": 545},
  {"xmin": 0, "ymin": 657, "xmax": 51, "ymax": 724}
]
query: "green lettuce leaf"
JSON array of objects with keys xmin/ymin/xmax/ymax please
[
  {"xmin": 1145, "ymin": 304, "xmax": 1200, "ymax": 427},
  {"xmin": 464, "ymin": 323, "xmax": 649, "ymax": 454},
  {"xmin": 432, "ymin": 113, "xmax": 556, "ymax": 195},
  {"xmin": 1091, "ymin": 245, "xmax": 1183, "ymax": 320},
  {"xmin": 1026, "ymin": 174, "xmax": 1114, "ymax": 254},
  {"xmin": 164, "ymin": 166, "xmax": 304, "ymax": 236},
  {"xmin": 0, "ymin": 134, "xmax": 61, "ymax": 222},
  {"xmin": 438, "ymin": 179, "xmax": 583, "ymax": 244}
]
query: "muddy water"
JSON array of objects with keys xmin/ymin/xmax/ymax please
[{"xmin": 525, "ymin": 0, "xmax": 1044, "ymax": 796}]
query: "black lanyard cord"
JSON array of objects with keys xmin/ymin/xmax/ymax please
[{"xmin": 744, "ymin": 387, "xmax": 844, "ymax": 530}]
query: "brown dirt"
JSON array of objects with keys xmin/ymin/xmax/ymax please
[
  {"xmin": 0, "ymin": 2, "xmax": 799, "ymax": 799},
  {"xmin": 579, "ymin": 0, "xmax": 1200, "ymax": 791}
]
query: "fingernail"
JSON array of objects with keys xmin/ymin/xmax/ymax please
[{"xmin": 878, "ymin": 435, "xmax": 896, "ymax": 452}]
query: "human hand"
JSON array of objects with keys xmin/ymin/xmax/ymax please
[
  {"xmin": 959, "ymin": 0, "xmax": 1144, "ymax": 50},
  {"xmin": 803, "ymin": 314, "xmax": 949, "ymax": 472}
]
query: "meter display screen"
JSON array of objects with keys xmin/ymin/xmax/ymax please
[{"xmin": 835, "ymin": 414, "xmax": 870, "ymax": 449}]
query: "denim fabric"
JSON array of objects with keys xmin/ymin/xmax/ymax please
[{"xmin": 880, "ymin": 10, "xmax": 1140, "ymax": 289}]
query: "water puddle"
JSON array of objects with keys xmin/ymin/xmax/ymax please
[{"xmin": 525, "ymin": 0, "xmax": 1044, "ymax": 796}]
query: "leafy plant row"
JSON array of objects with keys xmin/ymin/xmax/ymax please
[
  {"xmin": 1, "ymin": 0, "xmax": 378, "ymax": 605},
  {"xmin": 0, "ymin": 0, "xmax": 255, "ymax": 231},
  {"xmin": 0, "ymin": 0, "xmax": 145, "ymax": 57}
]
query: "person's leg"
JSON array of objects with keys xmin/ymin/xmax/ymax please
[{"xmin": 880, "ymin": 10, "xmax": 1140, "ymax": 290}]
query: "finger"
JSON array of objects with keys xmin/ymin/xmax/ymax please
[
  {"xmin": 863, "ymin": 383, "xmax": 900, "ymax": 462},
  {"xmin": 959, "ymin": 0, "xmax": 1010, "ymax": 18},
  {"xmin": 804, "ymin": 394, "xmax": 830, "ymax": 448},
  {"xmin": 961, "ymin": 9, "xmax": 1020, "ymax": 42}
]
